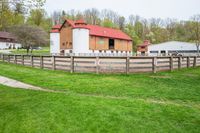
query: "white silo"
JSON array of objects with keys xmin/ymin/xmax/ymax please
[
  {"xmin": 50, "ymin": 32, "xmax": 60, "ymax": 54},
  {"xmin": 72, "ymin": 20, "xmax": 91, "ymax": 54}
]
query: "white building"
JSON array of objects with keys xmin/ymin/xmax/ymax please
[
  {"xmin": 147, "ymin": 41, "xmax": 198, "ymax": 56},
  {"xmin": 0, "ymin": 32, "xmax": 21, "ymax": 50}
]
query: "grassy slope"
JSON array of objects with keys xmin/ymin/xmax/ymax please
[
  {"xmin": 0, "ymin": 62, "xmax": 200, "ymax": 132},
  {"xmin": 0, "ymin": 62, "xmax": 200, "ymax": 101}
]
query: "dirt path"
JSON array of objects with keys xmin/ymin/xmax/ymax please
[{"xmin": 0, "ymin": 76, "xmax": 61, "ymax": 93}]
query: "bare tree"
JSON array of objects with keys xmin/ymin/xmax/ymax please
[
  {"xmin": 150, "ymin": 18, "xmax": 164, "ymax": 29},
  {"xmin": 51, "ymin": 11, "xmax": 62, "ymax": 25},
  {"xmin": 67, "ymin": 9, "xmax": 77, "ymax": 20},
  {"xmin": 8, "ymin": 24, "xmax": 49, "ymax": 54},
  {"xmin": 128, "ymin": 15, "xmax": 141, "ymax": 26},
  {"xmin": 191, "ymin": 15, "xmax": 200, "ymax": 54},
  {"xmin": 164, "ymin": 18, "xmax": 177, "ymax": 40},
  {"xmin": 101, "ymin": 9, "xmax": 119, "ymax": 24},
  {"xmin": 118, "ymin": 16, "xmax": 125, "ymax": 30},
  {"xmin": 84, "ymin": 8, "xmax": 100, "ymax": 25}
]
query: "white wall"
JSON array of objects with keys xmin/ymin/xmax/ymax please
[
  {"xmin": 147, "ymin": 41, "xmax": 197, "ymax": 55},
  {"xmin": 72, "ymin": 28, "xmax": 90, "ymax": 54},
  {"xmin": 0, "ymin": 42, "xmax": 21, "ymax": 49},
  {"xmin": 50, "ymin": 33, "xmax": 60, "ymax": 54}
]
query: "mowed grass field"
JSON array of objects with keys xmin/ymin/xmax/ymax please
[{"xmin": 0, "ymin": 62, "xmax": 200, "ymax": 133}]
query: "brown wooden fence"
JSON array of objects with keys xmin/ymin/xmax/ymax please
[{"xmin": 0, "ymin": 53, "xmax": 200, "ymax": 74}]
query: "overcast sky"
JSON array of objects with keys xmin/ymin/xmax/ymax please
[{"xmin": 44, "ymin": 0, "xmax": 200, "ymax": 20}]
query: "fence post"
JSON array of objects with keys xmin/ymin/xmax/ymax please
[
  {"xmin": 193, "ymin": 56, "xmax": 197, "ymax": 67},
  {"xmin": 187, "ymin": 57, "xmax": 190, "ymax": 68},
  {"xmin": 52, "ymin": 56, "xmax": 56, "ymax": 70},
  {"xmin": 152, "ymin": 57, "xmax": 157, "ymax": 73},
  {"xmin": 2, "ymin": 54, "xmax": 5, "ymax": 62},
  {"xmin": 14, "ymin": 55, "xmax": 17, "ymax": 64},
  {"xmin": 30, "ymin": 55, "xmax": 33, "ymax": 67},
  {"xmin": 178, "ymin": 57, "xmax": 182, "ymax": 69},
  {"xmin": 21, "ymin": 55, "xmax": 24, "ymax": 65},
  {"xmin": 40, "ymin": 56, "xmax": 43, "ymax": 69},
  {"xmin": 70, "ymin": 56, "xmax": 74, "ymax": 73},
  {"xmin": 170, "ymin": 56, "xmax": 173, "ymax": 72},
  {"xmin": 8, "ymin": 55, "xmax": 10, "ymax": 63},
  {"xmin": 96, "ymin": 56, "xmax": 100, "ymax": 74},
  {"xmin": 126, "ymin": 56, "xmax": 130, "ymax": 74}
]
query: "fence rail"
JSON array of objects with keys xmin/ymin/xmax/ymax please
[{"xmin": 0, "ymin": 53, "xmax": 200, "ymax": 74}]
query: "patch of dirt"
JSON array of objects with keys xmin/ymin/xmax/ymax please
[
  {"xmin": 0, "ymin": 76, "xmax": 64, "ymax": 93},
  {"xmin": 183, "ymin": 74, "xmax": 198, "ymax": 77},
  {"xmin": 150, "ymin": 75, "xmax": 171, "ymax": 79}
]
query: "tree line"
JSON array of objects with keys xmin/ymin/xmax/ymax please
[
  {"xmin": 53, "ymin": 9, "xmax": 200, "ymax": 52},
  {"xmin": 0, "ymin": 1, "xmax": 200, "ymax": 52}
]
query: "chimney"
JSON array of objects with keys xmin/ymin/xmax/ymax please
[{"xmin": 144, "ymin": 40, "xmax": 150, "ymax": 45}]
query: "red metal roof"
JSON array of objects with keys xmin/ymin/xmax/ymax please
[
  {"xmin": 87, "ymin": 25, "xmax": 132, "ymax": 41},
  {"xmin": 50, "ymin": 29, "xmax": 60, "ymax": 33},
  {"xmin": 51, "ymin": 19, "xmax": 132, "ymax": 41},
  {"xmin": 51, "ymin": 24, "xmax": 62, "ymax": 33},
  {"xmin": 67, "ymin": 20, "xmax": 75, "ymax": 27},
  {"xmin": 52, "ymin": 24, "xmax": 62, "ymax": 29}
]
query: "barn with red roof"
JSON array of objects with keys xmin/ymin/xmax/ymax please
[{"xmin": 50, "ymin": 19, "xmax": 132, "ymax": 55}]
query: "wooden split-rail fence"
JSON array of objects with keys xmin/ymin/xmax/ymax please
[{"xmin": 0, "ymin": 54, "xmax": 200, "ymax": 74}]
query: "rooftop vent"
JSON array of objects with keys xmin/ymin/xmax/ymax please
[{"xmin": 75, "ymin": 19, "xmax": 87, "ymax": 25}]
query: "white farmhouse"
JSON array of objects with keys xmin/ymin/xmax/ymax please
[{"xmin": 0, "ymin": 32, "xmax": 21, "ymax": 50}]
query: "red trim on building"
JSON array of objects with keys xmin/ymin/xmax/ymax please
[{"xmin": 50, "ymin": 19, "xmax": 132, "ymax": 41}]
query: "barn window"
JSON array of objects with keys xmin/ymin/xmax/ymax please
[
  {"xmin": 98, "ymin": 38, "xmax": 104, "ymax": 44},
  {"xmin": 62, "ymin": 43, "xmax": 65, "ymax": 46},
  {"xmin": 150, "ymin": 51, "xmax": 158, "ymax": 53},
  {"xmin": 69, "ymin": 42, "xmax": 72, "ymax": 46},
  {"xmin": 109, "ymin": 39, "xmax": 115, "ymax": 49},
  {"xmin": 161, "ymin": 50, "xmax": 166, "ymax": 54}
]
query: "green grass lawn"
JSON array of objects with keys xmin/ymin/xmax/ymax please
[
  {"xmin": 10, "ymin": 47, "xmax": 50, "ymax": 55},
  {"xmin": 0, "ymin": 62, "xmax": 200, "ymax": 132}
]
